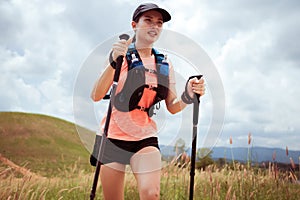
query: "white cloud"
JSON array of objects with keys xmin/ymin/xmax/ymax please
[
  {"xmin": 210, "ymin": 2, "xmax": 300, "ymax": 150},
  {"xmin": 0, "ymin": 0, "xmax": 92, "ymax": 121}
]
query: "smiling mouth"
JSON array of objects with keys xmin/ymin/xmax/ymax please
[{"xmin": 148, "ymin": 31, "xmax": 157, "ymax": 36}]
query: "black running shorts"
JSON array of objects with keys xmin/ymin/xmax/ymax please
[{"xmin": 90, "ymin": 136, "xmax": 160, "ymax": 165}]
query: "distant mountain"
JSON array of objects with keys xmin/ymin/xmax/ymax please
[
  {"xmin": 211, "ymin": 146, "xmax": 299, "ymax": 164},
  {"xmin": 159, "ymin": 145, "xmax": 300, "ymax": 164}
]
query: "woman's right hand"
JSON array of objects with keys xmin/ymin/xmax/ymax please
[{"xmin": 111, "ymin": 37, "xmax": 133, "ymax": 61}]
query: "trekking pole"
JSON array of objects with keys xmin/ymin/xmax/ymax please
[
  {"xmin": 90, "ymin": 34, "xmax": 130, "ymax": 200},
  {"xmin": 189, "ymin": 75, "xmax": 202, "ymax": 200}
]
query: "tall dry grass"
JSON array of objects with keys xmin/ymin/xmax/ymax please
[{"xmin": 1, "ymin": 159, "xmax": 300, "ymax": 199}]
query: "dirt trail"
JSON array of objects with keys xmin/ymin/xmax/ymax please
[{"xmin": 0, "ymin": 153, "xmax": 41, "ymax": 178}]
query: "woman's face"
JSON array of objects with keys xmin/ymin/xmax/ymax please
[{"xmin": 132, "ymin": 10, "xmax": 164, "ymax": 45}]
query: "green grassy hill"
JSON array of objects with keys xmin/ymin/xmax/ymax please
[{"xmin": 0, "ymin": 112, "xmax": 95, "ymax": 177}]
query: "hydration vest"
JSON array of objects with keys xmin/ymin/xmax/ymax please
[{"xmin": 114, "ymin": 43, "xmax": 169, "ymax": 117}]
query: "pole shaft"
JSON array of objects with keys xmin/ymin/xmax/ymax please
[
  {"xmin": 189, "ymin": 93, "xmax": 200, "ymax": 200},
  {"xmin": 189, "ymin": 126, "xmax": 197, "ymax": 200},
  {"xmin": 89, "ymin": 34, "xmax": 129, "ymax": 200}
]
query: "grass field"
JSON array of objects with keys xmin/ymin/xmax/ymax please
[
  {"xmin": 0, "ymin": 112, "xmax": 92, "ymax": 177},
  {"xmin": 1, "ymin": 112, "xmax": 299, "ymax": 199},
  {"xmin": 1, "ymin": 161, "xmax": 300, "ymax": 200}
]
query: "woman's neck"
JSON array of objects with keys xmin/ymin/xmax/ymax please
[{"xmin": 135, "ymin": 41, "xmax": 153, "ymax": 58}]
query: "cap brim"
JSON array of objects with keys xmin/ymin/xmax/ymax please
[{"xmin": 152, "ymin": 8, "xmax": 171, "ymax": 22}]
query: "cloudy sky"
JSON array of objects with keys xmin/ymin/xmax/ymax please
[{"xmin": 1, "ymin": 0, "xmax": 300, "ymax": 151}]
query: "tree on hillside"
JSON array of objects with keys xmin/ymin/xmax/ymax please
[
  {"xmin": 196, "ymin": 148, "xmax": 214, "ymax": 170},
  {"xmin": 215, "ymin": 158, "xmax": 226, "ymax": 168},
  {"xmin": 174, "ymin": 138, "xmax": 186, "ymax": 157}
]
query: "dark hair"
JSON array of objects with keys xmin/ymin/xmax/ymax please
[{"xmin": 132, "ymin": 34, "xmax": 136, "ymax": 43}]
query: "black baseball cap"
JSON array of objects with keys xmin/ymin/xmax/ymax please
[{"xmin": 132, "ymin": 3, "xmax": 171, "ymax": 23}]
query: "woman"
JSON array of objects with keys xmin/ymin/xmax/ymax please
[{"xmin": 91, "ymin": 3, "xmax": 205, "ymax": 200}]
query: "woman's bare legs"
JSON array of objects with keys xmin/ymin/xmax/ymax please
[
  {"xmin": 130, "ymin": 146, "xmax": 161, "ymax": 200},
  {"xmin": 100, "ymin": 162, "xmax": 126, "ymax": 200}
]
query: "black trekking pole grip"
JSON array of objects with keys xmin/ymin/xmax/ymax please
[
  {"xmin": 113, "ymin": 34, "xmax": 130, "ymax": 82},
  {"xmin": 192, "ymin": 75, "xmax": 202, "ymax": 125},
  {"xmin": 89, "ymin": 33, "xmax": 130, "ymax": 200}
]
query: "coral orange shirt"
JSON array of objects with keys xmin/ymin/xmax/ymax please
[{"xmin": 100, "ymin": 54, "xmax": 175, "ymax": 141}]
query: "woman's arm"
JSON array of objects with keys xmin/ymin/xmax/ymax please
[
  {"xmin": 90, "ymin": 62, "xmax": 114, "ymax": 102},
  {"xmin": 165, "ymin": 83, "xmax": 188, "ymax": 114},
  {"xmin": 165, "ymin": 76, "xmax": 205, "ymax": 114}
]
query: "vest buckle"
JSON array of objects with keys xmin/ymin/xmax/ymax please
[{"xmin": 139, "ymin": 106, "xmax": 146, "ymax": 111}]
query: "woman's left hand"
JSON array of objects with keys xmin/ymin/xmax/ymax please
[{"xmin": 187, "ymin": 77, "xmax": 205, "ymax": 97}]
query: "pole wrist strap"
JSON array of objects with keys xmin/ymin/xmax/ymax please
[
  {"xmin": 109, "ymin": 51, "xmax": 117, "ymax": 69},
  {"xmin": 181, "ymin": 80, "xmax": 194, "ymax": 104}
]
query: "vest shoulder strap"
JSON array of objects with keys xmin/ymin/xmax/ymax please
[
  {"xmin": 126, "ymin": 43, "xmax": 137, "ymax": 70},
  {"xmin": 152, "ymin": 48, "xmax": 165, "ymax": 63},
  {"xmin": 126, "ymin": 44, "xmax": 166, "ymax": 70}
]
